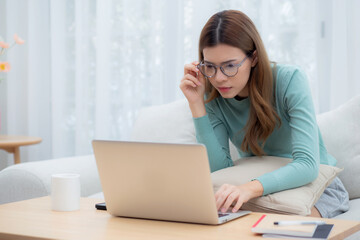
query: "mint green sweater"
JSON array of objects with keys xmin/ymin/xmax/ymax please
[{"xmin": 193, "ymin": 64, "xmax": 336, "ymax": 196}]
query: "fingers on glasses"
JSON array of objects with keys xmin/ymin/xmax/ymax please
[
  {"xmin": 184, "ymin": 62, "xmax": 199, "ymax": 77},
  {"xmin": 184, "ymin": 74, "xmax": 201, "ymax": 87},
  {"xmin": 182, "ymin": 62, "xmax": 202, "ymax": 87}
]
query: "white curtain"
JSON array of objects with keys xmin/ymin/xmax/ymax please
[
  {"xmin": 316, "ymin": 0, "xmax": 360, "ymax": 112},
  {"xmin": 0, "ymin": 0, "xmax": 359, "ymax": 168}
]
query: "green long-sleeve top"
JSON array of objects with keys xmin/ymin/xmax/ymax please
[{"xmin": 193, "ymin": 64, "xmax": 336, "ymax": 196}]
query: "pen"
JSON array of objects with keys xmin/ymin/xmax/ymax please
[{"xmin": 274, "ymin": 220, "xmax": 326, "ymax": 226}]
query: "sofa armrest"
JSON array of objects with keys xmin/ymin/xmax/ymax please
[{"xmin": 0, "ymin": 155, "xmax": 101, "ymax": 204}]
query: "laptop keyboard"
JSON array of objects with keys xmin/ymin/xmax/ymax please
[{"xmin": 218, "ymin": 213, "xmax": 229, "ymax": 218}]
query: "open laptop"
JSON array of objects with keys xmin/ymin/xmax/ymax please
[{"xmin": 92, "ymin": 140, "xmax": 251, "ymax": 225}]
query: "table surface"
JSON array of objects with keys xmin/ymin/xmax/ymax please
[
  {"xmin": 0, "ymin": 197, "xmax": 359, "ymax": 240},
  {"xmin": 0, "ymin": 135, "xmax": 42, "ymax": 147}
]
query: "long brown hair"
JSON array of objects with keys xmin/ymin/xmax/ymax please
[{"xmin": 198, "ymin": 10, "xmax": 280, "ymax": 156}]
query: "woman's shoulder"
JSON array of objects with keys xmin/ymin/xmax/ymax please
[
  {"xmin": 273, "ymin": 64, "xmax": 308, "ymax": 91},
  {"xmin": 272, "ymin": 64, "xmax": 312, "ymax": 111},
  {"xmin": 274, "ymin": 64, "xmax": 304, "ymax": 82}
]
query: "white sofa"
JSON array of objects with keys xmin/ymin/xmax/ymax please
[{"xmin": 0, "ymin": 96, "xmax": 359, "ymax": 223}]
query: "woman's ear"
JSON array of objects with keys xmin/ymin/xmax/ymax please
[{"xmin": 251, "ymin": 50, "xmax": 258, "ymax": 67}]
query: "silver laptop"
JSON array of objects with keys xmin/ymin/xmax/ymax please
[{"xmin": 92, "ymin": 140, "xmax": 251, "ymax": 225}]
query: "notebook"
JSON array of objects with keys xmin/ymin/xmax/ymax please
[
  {"xmin": 252, "ymin": 214, "xmax": 333, "ymax": 239},
  {"xmin": 262, "ymin": 224, "xmax": 334, "ymax": 239},
  {"xmin": 92, "ymin": 140, "xmax": 251, "ymax": 225}
]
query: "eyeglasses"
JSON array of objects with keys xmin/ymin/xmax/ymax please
[{"xmin": 197, "ymin": 54, "xmax": 251, "ymax": 78}]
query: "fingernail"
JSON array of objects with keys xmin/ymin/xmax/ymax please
[
  {"xmin": 221, "ymin": 208, "xmax": 226, "ymax": 213},
  {"xmin": 232, "ymin": 209, "xmax": 237, "ymax": 213}
]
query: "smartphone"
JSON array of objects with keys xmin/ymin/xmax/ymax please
[{"xmin": 95, "ymin": 202, "xmax": 107, "ymax": 211}]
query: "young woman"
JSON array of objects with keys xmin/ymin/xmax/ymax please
[{"xmin": 180, "ymin": 10, "xmax": 349, "ymax": 218}]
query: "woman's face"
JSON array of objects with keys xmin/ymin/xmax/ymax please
[{"xmin": 202, "ymin": 44, "xmax": 254, "ymax": 99}]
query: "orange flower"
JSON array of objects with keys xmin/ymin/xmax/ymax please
[
  {"xmin": 0, "ymin": 62, "xmax": 11, "ymax": 72},
  {"xmin": 14, "ymin": 34, "xmax": 25, "ymax": 45},
  {"xmin": 0, "ymin": 41, "xmax": 10, "ymax": 49}
]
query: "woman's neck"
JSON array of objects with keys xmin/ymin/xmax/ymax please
[{"xmin": 234, "ymin": 95, "xmax": 248, "ymax": 101}]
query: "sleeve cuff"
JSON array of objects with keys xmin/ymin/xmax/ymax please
[{"xmin": 256, "ymin": 174, "xmax": 280, "ymax": 196}]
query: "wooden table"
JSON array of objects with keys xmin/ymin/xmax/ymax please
[
  {"xmin": 0, "ymin": 135, "xmax": 42, "ymax": 164},
  {"xmin": 0, "ymin": 197, "xmax": 359, "ymax": 240}
]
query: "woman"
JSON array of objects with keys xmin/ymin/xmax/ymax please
[{"xmin": 179, "ymin": 10, "xmax": 349, "ymax": 218}]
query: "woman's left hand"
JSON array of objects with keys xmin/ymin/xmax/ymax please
[{"xmin": 215, "ymin": 180, "xmax": 264, "ymax": 213}]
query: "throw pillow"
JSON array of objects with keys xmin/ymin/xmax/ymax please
[
  {"xmin": 131, "ymin": 99, "xmax": 239, "ymax": 160},
  {"xmin": 131, "ymin": 99, "xmax": 196, "ymax": 144},
  {"xmin": 211, "ymin": 156, "xmax": 342, "ymax": 216},
  {"xmin": 316, "ymin": 95, "xmax": 360, "ymax": 200}
]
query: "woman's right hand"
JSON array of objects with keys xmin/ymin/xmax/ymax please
[{"xmin": 180, "ymin": 61, "xmax": 206, "ymax": 104}]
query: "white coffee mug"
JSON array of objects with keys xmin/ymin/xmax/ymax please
[{"xmin": 51, "ymin": 173, "xmax": 80, "ymax": 211}]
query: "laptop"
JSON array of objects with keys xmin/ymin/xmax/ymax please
[{"xmin": 92, "ymin": 140, "xmax": 251, "ymax": 225}]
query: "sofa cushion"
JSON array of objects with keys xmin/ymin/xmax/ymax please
[
  {"xmin": 211, "ymin": 156, "xmax": 342, "ymax": 216},
  {"xmin": 131, "ymin": 99, "xmax": 239, "ymax": 160},
  {"xmin": 317, "ymin": 95, "xmax": 360, "ymax": 199}
]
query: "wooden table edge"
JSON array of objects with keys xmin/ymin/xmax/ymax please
[{"xmin": 0, "ymin": 197, "xmax": 359, "ymax": 240}]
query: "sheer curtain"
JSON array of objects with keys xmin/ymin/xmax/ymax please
[
  {"xmin": 0, "ymin": 0, "xmax": 359, "ymax": 168},
  {"xmin": 316, "ymin": 0, "xmax": 360, "ymax": 112}
]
